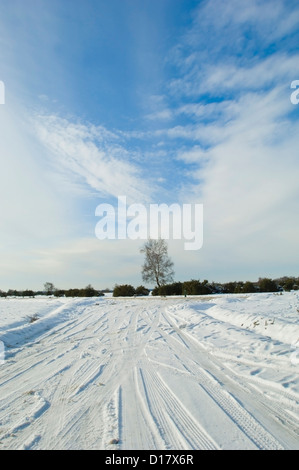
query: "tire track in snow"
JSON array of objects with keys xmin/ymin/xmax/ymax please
[
  {"xmin": 197, "ymin": 369, "xmax": 284, "ymax": 450},
  {"xmin": 99, "ymin": 305, "xmax": 171, "ymax": 449},
  {"xmin": 217, "ymin": 356, "xmax": 299, "ymax": 442},
  {"xmin": 138, "ymin": 365, "xmax": 219, "ymax": 450},
  {"xmin": 160, "ymin": 308, "xmax": 285, "ymax": 450},
  {"xmin": 41, "ymin": 320, "xmax": 111, "ymax": 447},
  {"xmin": 162, "ymin": 306, "xmax": 298, "ymax": 448},
  {"xmin": 0, "ymin": 300, "xmax": 109, "ymax": 449},
  {"xmin": 129, "ymin": 366, "xmax": 167, "ymax": 450},
  {"xmin": 60, "ymin": 302, "xmax": 163, "ymax": 449},
  {"xmin": 0, "ymin": 391, "xmax": 50, "ymax": 448},
  {"xmin": 138, "ymin": 367, "xmax": 183, "ymax": 449},
  {"xmin": 2, "ymin": 302, "xmax": 110, "ymax": 449},
  {"xmin": 94, "ymin": 301, "xmax": 283, "ymax": 450},
  {"xmin": 1, "ymin": 298, "xmax": 292, "ymax": 449}
]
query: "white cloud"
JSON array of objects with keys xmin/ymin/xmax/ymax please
[
  {"xmin": 176, "ymin": 88, "xmax": 299, "ymax": 279},
  {"xmin": 190, "ymin": 0, "xmax": 299, "ymax": 48},
  {"xmin": 170, "ymin": 53, "xmax": 299, "ymax": 99},
  {"xmin": 0, "ymin": 105, "xmax": 68, "ymax": 242},
  {"xmin": 164, "ymin": 0, "xmax": 299, "ymax": 280},
  {"xmin": 0, "ymin": 102, "xmax": 80, "ymax": 290},
  {"xmin": 34, "ymin": 114, "xmax": 153, "ymax": 204}
]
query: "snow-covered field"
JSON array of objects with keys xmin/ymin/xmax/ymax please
[{"xmin": 0, "ymin": 292, "xmax": 298, "ymax": 450}]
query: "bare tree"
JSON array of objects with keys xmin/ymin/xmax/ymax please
[
  {"xmin": 44, "ymin": 282, "xmax": 55, "ymax": 296},
  {"xmin": 140, "ymin": 239, "xmax": 174, "ymax": 288}
]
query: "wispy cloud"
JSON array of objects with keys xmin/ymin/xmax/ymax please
[
  {"xmin": 183, "ymin": 0, "xmax": 299, "ymax": 56},
  {"xmin": 152, "ymin": 0, "xmax": 299, "ymax": 279},
  {"xmin": 34, "ymin": 114, "xmax": 153, "ymax": 204},
  {"xmin": 169, "ymin": 54, "xmax": 299, "ymax": 99}
]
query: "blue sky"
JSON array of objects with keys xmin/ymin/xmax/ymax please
[{"xmin": 0, "ymin": 0, "xmax": 299, "ymax": 290}]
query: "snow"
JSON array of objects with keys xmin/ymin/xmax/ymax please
[{"xmin": 0, "ymin": 292, "xmax": 298, "ymax": 450}]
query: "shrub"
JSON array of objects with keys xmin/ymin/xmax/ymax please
[
  {"xmin": 258, "ymin": 278, "xmax": 279, "ymax": 292},
  {"xmin": 242, "ymin": 281, "xmax": 257, "ymax": 293},
  {"xmin": 183, "ymin": 279, "xmax": 212, "ymax": 295},
  {"xmin": 151, "ymin": 282, "xmax": 182, "ymax": 296},
  {"xmin": 281, "ymin": 277, "xmax": 296, "ymax": 291},
  {"xmin": 83, "ymin": 284, "xmax": 98, "ymax": 297},
  {"xmin": 63, "ymin": 286, "xmax": 103, "ymax": 297},
  {"xmin": 160, "ymin": 282, "xmax": 183, "ymax": 296},
  {"xmin": 65, "ymin": 288, "xmax": 81, "ymax": 297},
  {"xmin": 113, "ymin": 284, "xmax": 136, "ymax": 297},
  {"xmin": 54, "ymin": 289, "xmax": 66, "ymax": 297},
  {"xmin": 22, "ymin": 290, "xmax": 35, "ymax": 298},
  {"xmin": 135, "ymin": 285, "xmax": 150, "ymax": 296},
  {"xmin": 151, "ymin": 286, "xmax": 160, "ymax": 296}
]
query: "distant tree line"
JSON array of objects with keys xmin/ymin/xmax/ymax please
[
  {"xmin": 0, "ymin": 283, "xmax": 105, "ymax": 298},
  {"xmin": 113, "ymin": 285, "xmax": 150, "ymax": 297},
  {"xmin": 151, "ymin": 276, "xmax": 299, "ymax": 296},
  {"xmin": 0, "ymin": 276, "xmax": 298, "ymax": 299},
  {"xmin": 0, "ymin": 289, "xmax": 37, "ymax": 298},
  {"xmin": 55, "ymin": 285, "xmax": 104, "ymax": 298},
  {"xmin": 113, "ymin": 276, "xmax": 299, "ymax": 297}
]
